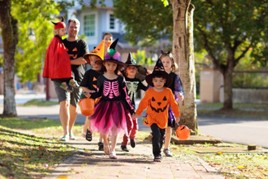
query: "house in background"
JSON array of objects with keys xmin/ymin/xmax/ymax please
[{"xmin": 66, "ymin": 0, "xmax": 137, "ymax": 61}]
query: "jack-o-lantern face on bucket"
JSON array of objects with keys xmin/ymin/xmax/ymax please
[{"xmin": 149, "ymin": 95, "xmax": 168, "ymax": 113}]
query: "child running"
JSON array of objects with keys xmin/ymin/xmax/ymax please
[
  {"xmin": 120, "ymin": 53, "xmax": 148, "ymax": 152},
  {"xmin": 88, "ymin": 39, "xmax": 134, "ymax": 159},
  {"xmin": 160, "ymin": 51, "xmax": 184, "ymax": 157},
  {"xmin": 43, "ymin": 17, "xmax": 79, "ymax": 91},
  {"xmin": 132, "ymin": 59, "xmax": 180, "ymax": 162},
  {"xmin": 80, "ymin": 40, "xmax": 105, "ymax": 142}
]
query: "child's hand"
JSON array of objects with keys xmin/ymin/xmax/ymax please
[
  {"xmin": 83, "ymin": 91, "xmax": 91, "ymax": 98},
  {"xmin": 177, "ymin": 93, "xmax": 184, "ymax": 101},
  {"xmin": 88, "ymin": 90, "xmax": 96, "ymax": 93},
  {"xmin": 176, "ymin": 117, "xmax": 180, "ymax": 124}
]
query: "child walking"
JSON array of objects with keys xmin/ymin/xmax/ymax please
[
  {"xmin": 42, "ymin": 17, "xmax": 79, "ymax": 91},
  {"xmin": 160, "ymin": 51, "xmax": 184, "ymax": 157},
  {"xmin": 88, "ymin": 39, "xmax": 134, "ymax": 159},
  {"xmin": 120, "ymin": 53, "xmax": 148, "ymax": 152},
  {"xmin": 96, "ymin": 32, "xmax": 113, "ymax": 151},
  {"xmin": 80, "ymin": 40, "xmax": 105, "ymax": 142},
  {"xmin": 132, "ymin": 59, "xmax": 180, "ymax": 162}
]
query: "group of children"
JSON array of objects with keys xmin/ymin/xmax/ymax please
[
  {"xmin": 80, "ymin": 38, "xmax": 184, "ymax": 161},
  {"xmin": 43, "ymin": 18, "xmax": 184, "ymax": 162}
]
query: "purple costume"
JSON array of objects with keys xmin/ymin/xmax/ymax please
[
  {"xmin": 166, "ymin": 72, "xmax": 184, "ymax": 127},
  {"xmin": 90, "ymin": 75, "xmax": 134, "ymax": 136}
]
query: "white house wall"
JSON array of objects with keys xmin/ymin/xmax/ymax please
[{"xmin": 66, "ymin": 0, "xmax": 123, "ymax": 50}]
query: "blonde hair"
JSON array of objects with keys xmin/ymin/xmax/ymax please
[{"xmin": 160, "ymin": 50, "xmax": 177, "ymax": 72}]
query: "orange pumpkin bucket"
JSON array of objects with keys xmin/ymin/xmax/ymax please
[
  {"xmin": 79, "ymin": 98, "xmax": 95, "ymax": 116},
  {"xmin": 175, "ymin": 124, "xmax": 190, "ymax": 140}
]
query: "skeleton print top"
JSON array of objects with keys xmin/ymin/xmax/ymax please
[
  {"xmin": 90, "ymin": 75, "xmax": 134, "ymax": 114},
  {"xmin": 124, "ymin": 77, "xmax": 148, "ymax": 109}
]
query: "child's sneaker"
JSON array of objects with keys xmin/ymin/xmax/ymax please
[
  {"xmin": 98, "ymin": 142, "xmax": 104, "ymax": 151},
  {"xmin": 130, "ymin": 139, "xmax": 136, "ymax": 148},
  {"xmin": 69, "ymin": 133, "xmax": 76, "ymax": 140},
  {"xmin": 154, "ymin": 155, "xmax": 161, "ymax": 162},
  {"xmin": 163, "ymin": 148, "xmax": 173, "ymax": 157},
  {"xmin": 85, "ymin": 129, "xmax": 92, "ymax": 142},
  {"xmin": 109, "ymin": 151, "xmax": 117, "ymax": 159},
  {"xmin": 60, "ymin": 135, "xmax": 69, "ymax": 142},
  {"xmin": 121, "ymin": 145, "xmax": 129, "ymax": 152}
]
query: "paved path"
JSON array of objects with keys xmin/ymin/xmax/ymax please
[{"xmin": 43, "ymin": 135, "xmax": 224, "ymax": 179}]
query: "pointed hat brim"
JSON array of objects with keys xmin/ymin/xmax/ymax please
[{"xmin": 84, "ymin": 40, "xmax": 105, "ymax": 63}]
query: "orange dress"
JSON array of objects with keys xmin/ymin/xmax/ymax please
[{"xmin": 135, "ymin": 88, "xmax": 180, "ymax": 129}]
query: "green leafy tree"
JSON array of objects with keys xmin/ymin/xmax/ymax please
[
  {"xmin": 0, "ymin": 0, "xmax": 60, "ymax": 116},
  {"xmin": 132, "ymin": 50, "xmax": 154, "ymax": 67},
  {"xmin": 114, "ymin": 0, "xmax": 172, "ymax": 45},
  {"xmin": 12, "ymin": 0, "xmax": 60, "ymax": 82},
  {"xmin": 194, "ymin": 0, "xmax": 268, "ymax": 109}
]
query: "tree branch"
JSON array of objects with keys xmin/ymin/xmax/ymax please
[
  {"xmin": 234, "ymin": 42, "xmax": 253, "ymax": 66},
  {"xmin": 197, "ymin": 26, "xmax": 221, "ymax": 69}
]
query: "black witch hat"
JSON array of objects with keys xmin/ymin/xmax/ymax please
[
  {"xmin": 145, "ymin": 59, "xmax": 170, "ymax": 87},
  {"xmin": 125, "ymin": 53, "xmax": 140, "ymax": 67}
]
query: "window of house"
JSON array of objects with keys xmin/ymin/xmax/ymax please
[
  {"xmin": 109, "ymin": 14, "xmax": 115, "ymax": 30},
  {"xmin": 108, "ymin": 12, "xmax": 118, "ymax": 32},
  {"xmin": 84, "ymin": 14, "xmax": 95, "ymax": 37}
]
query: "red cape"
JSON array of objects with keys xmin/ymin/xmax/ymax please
[{"xmin": 42, "ymin": 36, "xmax": 72, "ymax": 79}]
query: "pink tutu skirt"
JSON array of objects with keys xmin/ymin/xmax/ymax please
[{"xmin": 90, "ymin": 100, "xmax": 130, "ymax": 136}]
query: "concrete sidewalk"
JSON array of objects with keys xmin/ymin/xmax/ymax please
[{"xmin": 44, "ymin": 135, "xmax": 224, "ymax": 179}]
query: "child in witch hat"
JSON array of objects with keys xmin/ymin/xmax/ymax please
[
  {"xmin": 80, "ymin": 40, "xmax": 105, "ymax": 142},
  {"xmin": 42, "ymin": 16, "xmax": 79, "ymax": 92},
  {"xmin": 87, "ymin": 39, "xmax": 135, "ymax": 159},
  {"xmin": 120, "ymin": 52, "xmax": 148, "ymax": 152},
  {"xmin": 132, "ymin": 59, "xmax": 180, "ymax": 162}
]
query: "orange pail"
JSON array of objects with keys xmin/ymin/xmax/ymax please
[
  {"xmin": 79, "ymin": 98, "xmax": 95, "ymax": 116},
  {"xmin": 175, "ymin": 125, "xmax": 190, "ymax": 140}
]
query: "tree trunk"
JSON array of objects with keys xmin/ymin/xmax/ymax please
[
  {"xmin": 0, "ymin": 0, "xmax": 18, "ymax": 116},
  {"xmin": 171, "ymin": 0, "xmax": 198, "ymax": 133},
  {"xmin": 222, "ymin": 55, "xmax": 234, "ymax": 110}
]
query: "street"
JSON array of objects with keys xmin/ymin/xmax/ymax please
[{"xmin": 198, "ymin": 116, "xmax": 268, "ymax": 148}]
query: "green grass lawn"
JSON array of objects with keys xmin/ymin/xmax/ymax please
[{"xmin": 0, "ymin": 118, "xmax": 75, "ymax": 178}]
